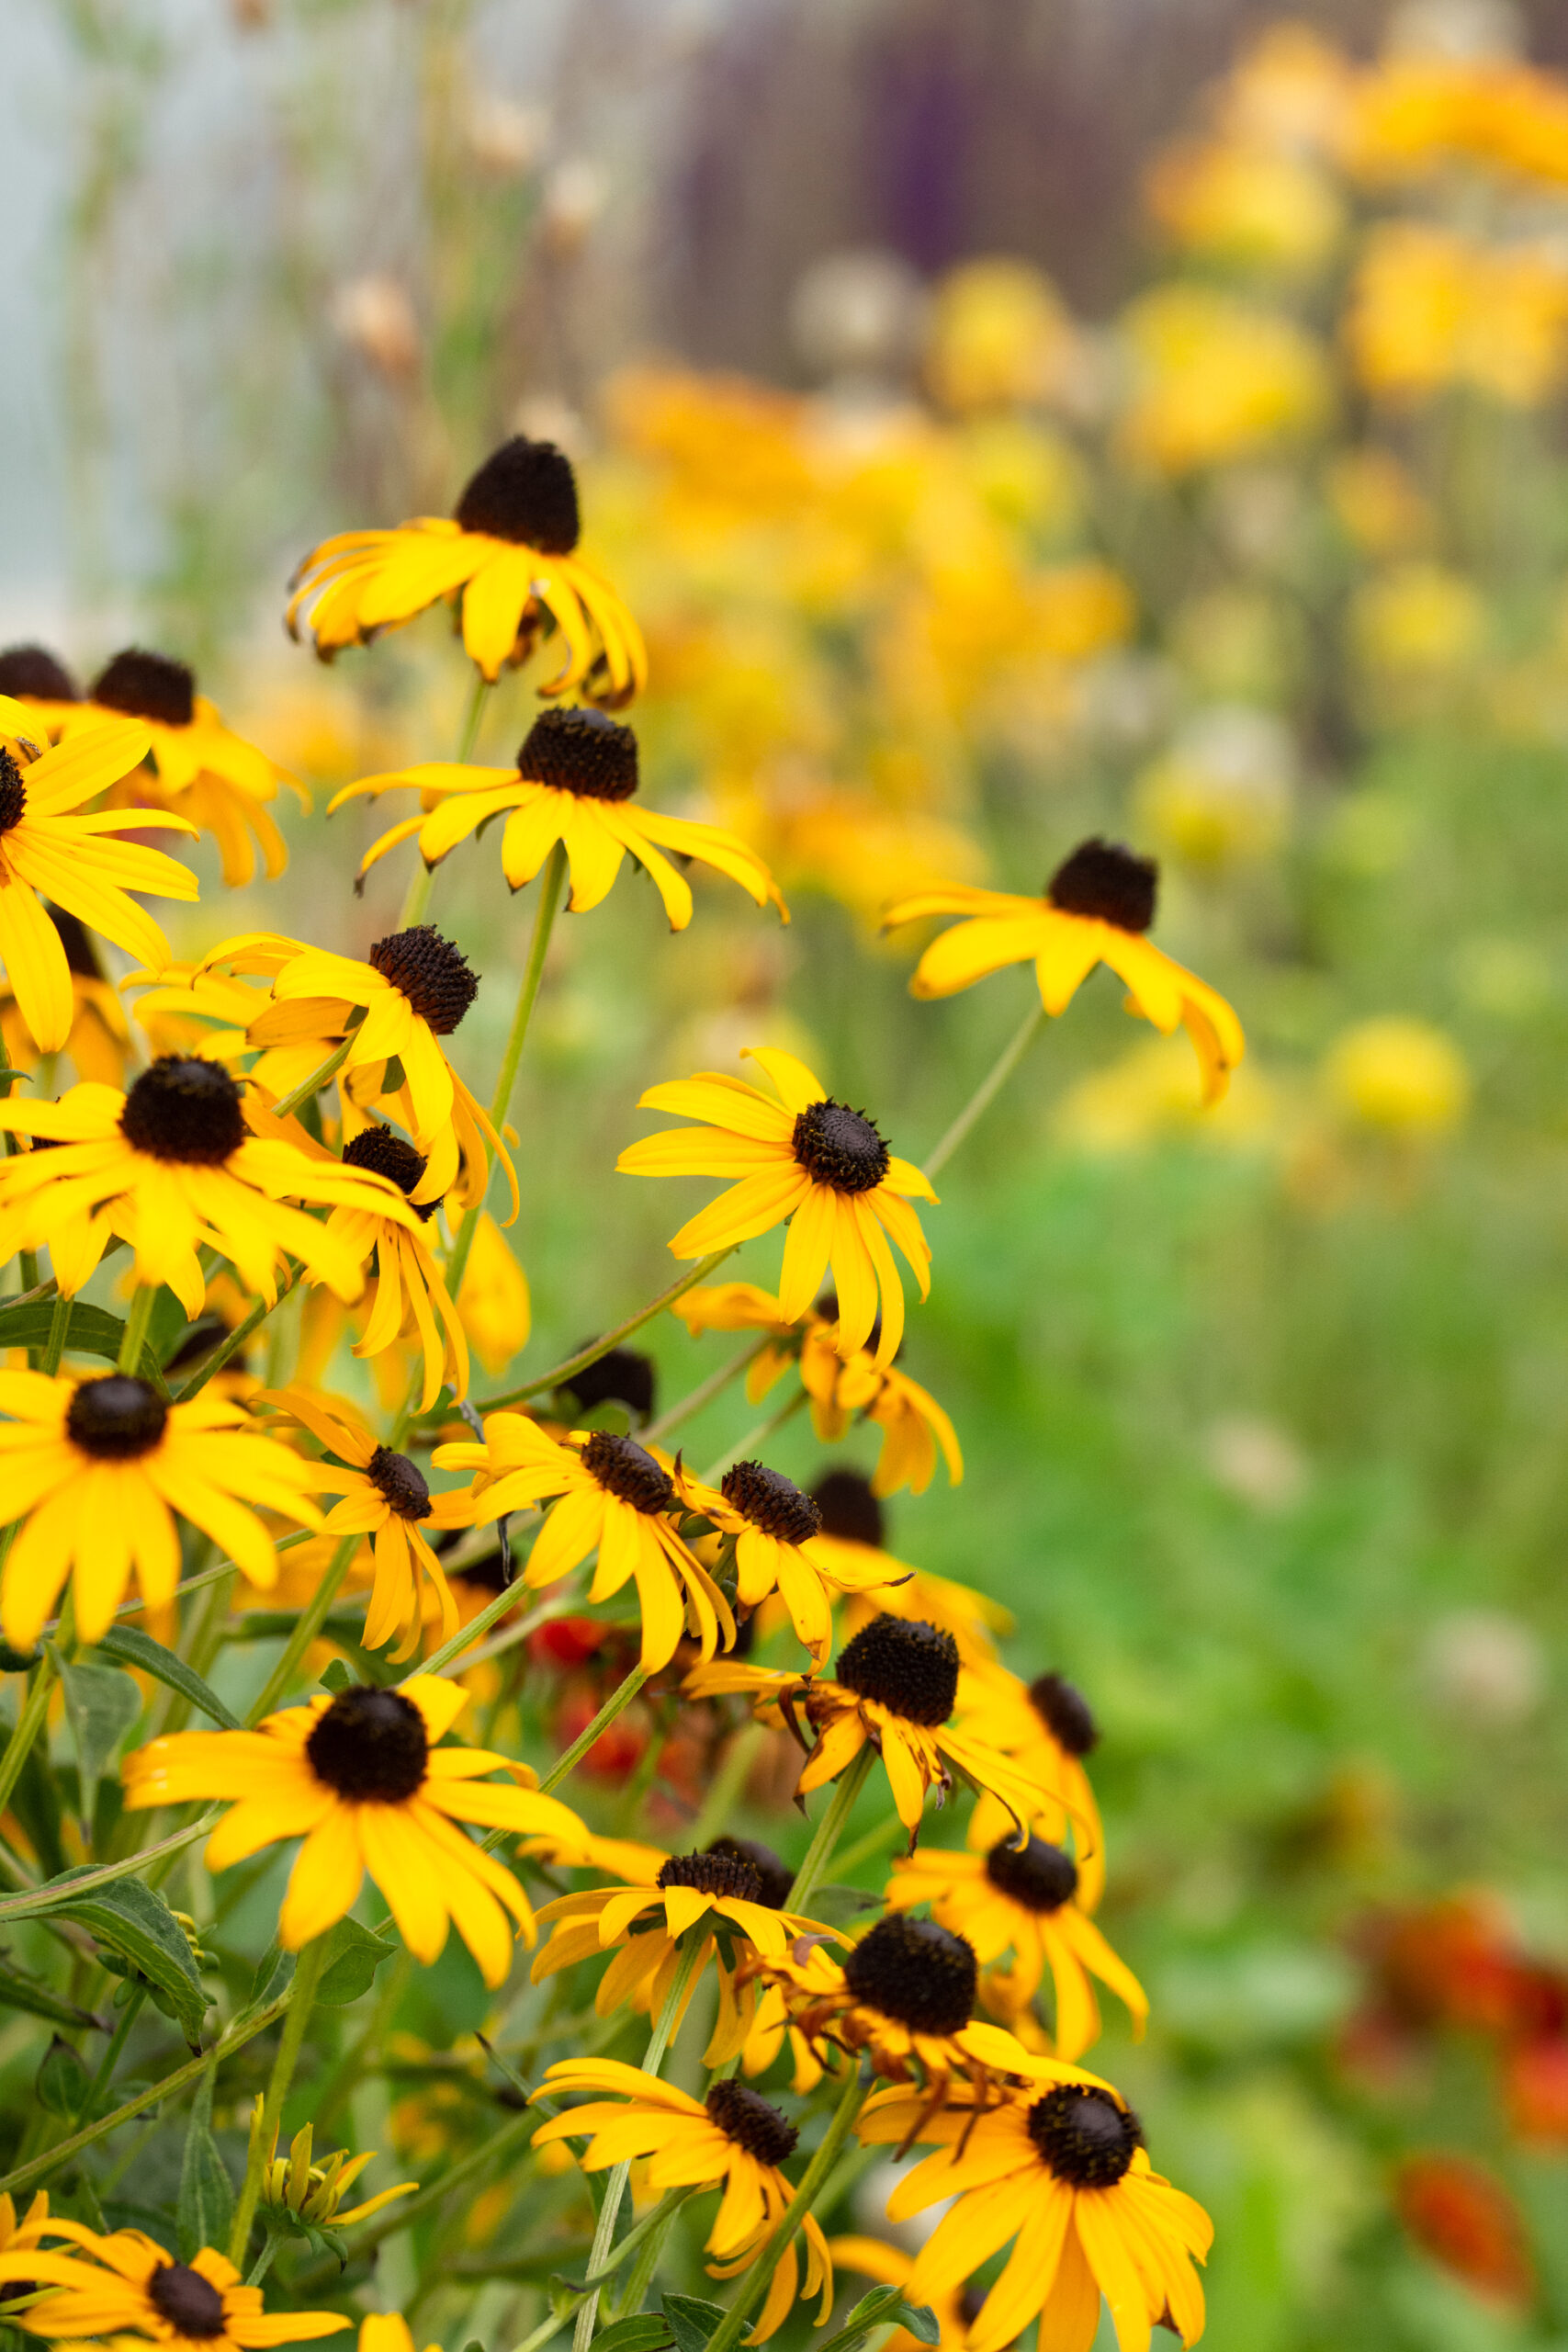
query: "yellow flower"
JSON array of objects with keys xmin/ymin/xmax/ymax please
[
  {"xmin": 0, "ymin": 2224, "xmax": 349, "ymax": 2351},
  {"xmin": 1322, "ymin": 1016, "xmax": 1471, "ymax": 1136},
  {"xmin": 959, "ymin": 1668, "xmax": 1107, "ymax": 1916},
  {"xmin": 0, "ymin": 1369, "xmax": 327, "ymax": 1650},
  {"xmin": 122, "ymin": 1677, "xmax": 587, "ymax": 1986},
  {"xmin": 618, "ymin": 1048, "xmax": 936, "ymax": 1368},
  {"xmin": 256, "ymin": 2113, "xmax": 416, "ymax": 2231},
  {"xmin": 331, "ymin": 707, "xmax": 784, "ymax": 932},
  {"xmin": 357, "ymin": 2319, "xmax": 436, "ymax": 2352},
  {"xmin": 1350, "ymin": 562, "xmax": 1484, "ymax": 682},
  {"xmin": 1343, "ymin": 52, "xmax": 1568, "ymax": 191},
  {"xmin": 1345, "ymin": 221, "xmax": 1568, "ymax": 407},
  {"xmin": 321, "ymin": 1128, "xmax": 470, "ymax": 1411},
  {"xmin": 1145, "ymin": 137, "xmax": 1342, "ymax": 276},
  {"xmin": 687, "ymin": 1456, "xmax": 897, "ymax": 1668},
  {"xmin": 287, "ymin": 435, "xmax": 647, "ymax": 702},
  {"xmin": 1118, "ymin": 284, "xmax": 1329, "ymax": 474},
  {"xmin": 432, "ymin": 1414, "xmax": 734, "ymax": 1671},
  {"xmin": 0, "ymin": 906, "xmax": 133, "ymax": 1086},
  {"xmin": 684, "ymin": 1616, "xmax": 1059, "ymax": 1848},
  {"xmin": 885, "ymin": 840, "xmax": 1245, "ymax": 1106},
  {"xmin": 532, "ymin": 2062, "xmax": 835, "ymax": 2345},
  {"xmin": 0, "ymin": 2190, "xmax": 54, "ymax": 2261},
  {"xmin": 886, "ymin": 1838, "xmax": 1145, "ymax": 2061},
  {"xmin": 923, "ymin": 259, "xmax": 1081, "ymax": 413},
  {"xmin": 0, "ymin": 1058, "xmax": 422, "ymax": 1316},
  {"xmin": 456, "ymin": 1210, "xmax": 531, "ymax": 1376},
  {"xmin": 0, "ymin": 713, "xmax": 197, "ymax": 1054},
  {"xmin": 255, "ymin": 1387, "xmax": 470, "ymax": 1659},
  {"xmin": 858, "ymin": 2078, "xmax": 1212, "ymax": 2352}
]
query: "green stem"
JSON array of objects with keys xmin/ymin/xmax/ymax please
[
  {"xmin": 572, "ymin": 1934, "xmax": 705, "ymax": 2350},
  {"xmin": 701, "ymin": 1386, "xmax": 807, "ymax": 1484},
  {"xmin": 39, "ymin": 1294, "xmax": 73, "ymax": 1378},
  {"xmin": 411, "ymin": 1590, "xmax": 564, "ymax": 1686},
  {"xmin": 77, "ymin": 1984, "xmax": 144, "ymax": 2120},
  {"xmin": 689, "ymin": 1722, "xmax": 765, "ymax": 1850},
  {"xmin": 270, "ymin": 1039, "xmax": 354, "ymax": 1125},
  {"xmin": 786, "ymin": 1745, "xmax": 875, "ymax": 1915},
  {"xmin": 698, "ymin": 2062, "xmax": 869, "ymax": 2352},
  {"xmin": 396, "ymin": 679, "xmax": 491, "ymax": 928},
  {"xmin": 117, "ymin": 1284, "xmax": 156, "ymax": 1375},
  {"xmin": 922, "ymin": 999, "xmax": 1045, "ymax": 1180},
  {"xmin": 245, "ymin": 1534, "xmax": 360, "ymax": 1723},
  {"xmin": 643, "ymin": 1335, "xmax": 774, "ymax": 1446},
  {"xmin": 445, "ymin": 839, "xmax": 569, "ymax": 1303},
  {"xmin": 175, "ymin": 1278, "xmax": 293, "ymax": 1403},
  {"xmin": 538, "ymin": 1665, "xmax": 649, "ymax": 1797},
  {"xmin": 0, "ymin": 1812, "xmax": 221, "ymax": 1925},
  {"xmin": 478, "ymin": 1249, "xmax": 737, "ymax": 1414},
  {"xmin": 0, "ymin": 1654, "xmax": 60, "ymax": 1821},
  {"xmin": 227, "ymin": 1931, "xmax": 330, "ymax": 2265}
]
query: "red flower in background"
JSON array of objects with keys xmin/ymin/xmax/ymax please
[
  {"xmin": 1505, "ymin": 2036, "xmax": 1568, "ymax": 2145},
  {"xmin": 1394, "ymin": 2154, "xmax": 1535, "ymax": 2308}
]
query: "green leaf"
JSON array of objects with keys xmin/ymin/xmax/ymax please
[
  {"xmin": 242, "ymin": 1941, "xmax": 294, "ymax": 2018},
  {"xmin": 94, "ymin": 1627, "xmax": 242, "ymax": 1731},
  {"xmin": 0, "ymin": 1301, "xmax": 165, "ymax": 1383},
  {"xmin": 661, "ymin": 2296, "xmax": 727, "ymax": 2352},
  {"xmin": 591, "ymin": 2320, "xmax": 672, "ymax": 2352},
  {"xmin": 0, "ymin": 1954, "xmax": 106, "ymax": 2031},
  {"xmin": 55, "ymin": 1654, "xmax": 143, "ymax": 1835},
  {"xmin": 813, "ymin": 2290, "xmax": 942, "ymax": 2352},
  {"xmin": 892, "ymin": 2304, "xmax": 940, "ymax": 2346},
  {"xmin": 41, "ymin": 1871, "xmax": 208, "ymax": 2048},
  {"xmin": 316, "ymin": 1916, "xmax": 394, "ymax": 2007},
  {"xmin": 176, "ymin": 2066, "xmax": 234, "ymax": 2258},
  {"xmin": 320, "ymin": 1657, "xmax": 355, "ymax": 1695},
  {"xmin": 34, "ymin": 2033, "xmax": 90, "ymax": 2119}
]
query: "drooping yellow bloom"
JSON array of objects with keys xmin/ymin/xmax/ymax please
[
  {"xmin": 323, "ymin": 1128, "xmax": 470, "ymax": 1409},
  {"xmin": 886, "ymin": 1837, "xmax": 1146, "ymax": 2061},
  {"xmin": 0, "ymin": 1059, "xmax": 422, "ymax": 1316},
  {"xmin": 0, "ymin": 2224, "xmax": 349, "ymax": 2351},
  {"xmin": 0, "ymin": 713, "xmax": 197, "ymax": 1053},
  {"xmin": 456, "ymin": 1210, "xmax": 531, "ymax": 1376},
  {"xmin": 960, "ymin": 1667, "xmax": 1107, "ymax": 1915},
  {"xmin": 122, "ymin": 1678, "xmax": 587, "ymax": 1986},
  {"xmin": 287, "ymin": 435, "xmax": 647, "ymax": 702},
  {"xmin": 332, "ymin": 707, "xmax": 784, "ymax": 931},
  {"xmin": 859, "ymin": 2079, "xmax": 1212, "ymax": 2352},
  {"xmin": 884, "ymin": 840, "xmax": 1244, "ymax": 1106},
  {"xmin": 688, "ymin": 1456, "xmax": 898, "ymax": 1668},
  {"xmin": 684, "ymin": 1615, "xmax": 1060, "ymax": 1848},
  {"xmin": 0, "ymin": 1369, "xmax": 328, "ymax": 1650},
  {"xmin": 432, "ymin": 1415, "xmax": 733, "ymax": 1671},
  {"xmin": 532, "ymin": 2062, "xmax": 835, "ymax": 2345},
  {"xmin": 255, "ymin": 1387, "xmax": 469, "ymax": 1658},
  {"xmin": 619, "ymin": 1048, "xmax": 935, "ymax": 1368}
]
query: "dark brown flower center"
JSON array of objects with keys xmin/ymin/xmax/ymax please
[
  {"xmin": 518, "ymin": 708, "xmax": 638, "ymax": 801},
  {"xmin": 985, "ymin": 1834, "xmax": 1078, "ymax": 1914},
  {"xmin": 51, "ymin": 906, "xmax": 103, "ymax": 979},
  {"xmin": 306, "ymin": 1685, "xmax": 429, "ymax": 1803},
  {"xmin": 120, "ymin": 1057, "xmax": 247, "ymax": 1165},
  {"xmin": 66, "ymin": 1376, "xmax": 168, "ymax": 1461},
  {"xmin": 0, "ymin": 752, "xmax": 27, "ymax": 835},
  {"xmin": 1045, "ymin": 839, "xmax": 1157, "ymax": 933},
  {"xmin": 1026, "ymin": 2086, "xmax": 1142, "ymax": 2187},
  {"xmin": 705, "ymin": 2079, "xmax": 798, "ymax": 2165},
  {"xmin": 93, "ymin": 648, "xmax": 196, "ymax": 729},
  {"xmin": 163, "ymin": 1317, "xmax": 232, "ymax": 1377},
  {"xmin": 843, "ymin": 1916, "xmax": 977, "ymax": 2036},
  {"xmin": 580, "ymin": 1430, "xmax": 676, "ymax": 1515},
  {"xmin": 721, "ymin": 1461, "xmax": 822, "ymax": 1545},
  {"xmin": 367, "ymin": 926, "xmax": 479, "ymax": 1035},
  {"xmin": 836, "ymin": 1616, "xmax": 958, "ymax": 1726},
  {"xmin": 656, "ymin": 1849, "xmax": 763, "ymax": 1903},
  {"xmin": 342, "ymin": 1126, "xmax": 435, "ymax": 1220},
  {"xmin": 0, "ymin": 645, "xmax": 79, "ymax": 702},
  {"xmin": 810, "ymin": 1469, "xmax": 885, "ymax": 1549},
  {"xmin": 559, "ymin": 1344, "xmax": 656, "ymax": 1419},
  {"xmin": 791, "ymin": 1100, "xmax": 889, "ymax": 1195},
  {"xmin": 147, "ymin": 2263, "xmax": 226, "ymax": 2338},
  {"xmin": 705, "ymin": 1836, "xmax": 794, "ymax": 1909},
  {"xmin": 1029, "ymin": 1672, "xmax": 1099, "ymax": 1757},
  {"xmin": 455, "ymin": 436, "xmax": 581, "ymax": 553},
  {"xmin": 367, "ymin": 1445, "xmax": 433, "ymax": 1521}
]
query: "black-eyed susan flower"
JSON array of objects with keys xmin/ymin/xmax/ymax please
[
  {"xmin": 684, "ymin": 1615, "xmax": 1058, "ymax": 1849},
  {"xmin": 689, "ymin": 1457, "xmax": 898, "ymax": 1668},
  {"xmin": 0, "ymin": 713, "xmax": 197, "ymax": 1054},
  {"xmin": 0, "ymin": 2189, "xmax": 55, "ymax": 2264},
  {"xmin": 529, "ymin": 1834, "xmax": 833, "ymax": 2044},
  {"xmin": 254, "ymin": 1386, "xmax": 470, "ymax": 1659},
  {"xmin": 0, "ymin": 907, "xmax": 133, "ymax": 1086},
  {"xmin": 432, "ymin": 1414, "xmax": 734, "ymax": 1671},
  {"xmin": 0, "ymin": 2224, "xmax": 349, "ymax": 2351},
  {"xmin": 0, "ymin": 1369, "xmax": 328, "ymax": 1651},
  {"xmin": 328, "ymin": 1128, "xmax": 469, "ymax": 1410},
  {"xmin": 858, "ymin": 2079, "xmax": 1212, "ymax": 2352},
  {"xmin": 886, "ymin": 1837, "xmax": 1146, "ymax": 2061},
  {"xmin": 356, "ymin": 2322, "xmax": 434, "ymax": 2352},
  {"xmin": 0, "ymin": 1057, "xmax": 423, "ymax": 1317},
  {"xmin": 331, "ymin": 707, "xmax": 784, "ymax": 930},
  {"xmin": 619, "ymin": 1050, "xmax": 935, "ymax": 1368},
  {"xmin": 122, "ymin": 1678, "xmax": 588, "ymax": 1986},
  {"xmin": 256, "ymin": 2114, "xmax": 417, "ymax": 2233},
  {"xmin": 531, "ymin": 2062, "xmax": 834, "ymax": 2344},
  {"xmin": 884, "ymin": 839, "xmax": 1246, "ymax": 1105},
  {"xmin": 286, "ymin": 435, "xmax": 647, "ymax": 702},
  {"xmin": 960, "ymin": 1667, "xmax": 1106, "ymax": 1913},
  {"xmin": 816, "ymin": 1475, "xmax": 1007, "ymax": 1672},
  {"xmin": 0, "ymin": 645, "xmax": 81, "ymax": 707}
]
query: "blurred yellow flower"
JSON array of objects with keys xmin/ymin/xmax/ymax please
[
  {"xmin": 1325, "ymin": 447, "xmax": 1431, "ymax": 556},
  {"xmin": 1146, "ymin": 138, "xmax": 1342, "ymax": 276},
  {"xmin": 1119, "ymin": 286, "xmax": 1331, "ymax": 474},
  {"xmin": 1220, "ymin": 23, "xmax": 1356, "ymax": 153},
  {"xmin": 1344, "ymin": 52, "xmax": 1568, "ymax": 189},
  {"xmin": 1323, "ymin": 1017, "xmax": 1471, "ymax": 1136},
  {"xmin": 924, "ymin": 258, "xmax": 1080, "ymax": 414},
  {"xmin": 1055, "ymin": 1037, "xmax": 1276, "ymax": 1157},
  {"xmin": 457, "ymin": 1212, "xmax": 532, "ymax": 1378},
  {"xmin": 1351, "ymin": 562, "xmax": 1484, "ymax": 682},
  {"xmin": 1345, "ymin": 222, "xmax": 1568, "ymax": 406},
  {"xmin": 1134, "ymin": 709, "xmax": 1293, "ymax": 873}
]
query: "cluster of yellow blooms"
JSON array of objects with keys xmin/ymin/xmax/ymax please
[{"xmin": 0, "ymin": 413, "xmax": 1242, "ymax": 2352}]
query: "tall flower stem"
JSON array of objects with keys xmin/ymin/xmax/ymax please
[
  {"xmin": 538, "ymin": 1665, "xmax": 649, "ymax": 1796},
  {"xmin": 39, "ymin": 1294, "xmax": 73, "ymax": 1379},
  {"xmin": 785, "ymin": 1745, "xmax": 875, "ymax": 1914},
  {"xmin": 923, "ymin": 1000, "xmax": 1046, "ymax": 1180},
  {"xmin": 175, "ymin": 1269, "xmax": 299, "ymax": 1403},
  {"xmin": 572, "ymin": 1934, "xmax": 705, "ymax": 2351},
  {"xmin": 270, "ymin": 1037, "xmax": 354, "ymax": 1124},
  {"xmin": 227, "ymin": 1930, "xmax": 331, "ymax": 2265},
  {"xmin": 479, "ymin": 1248, "xmax": 737, "ymax": 1414},
  {"xmin": 399, "ymin": 675, "xmax": 491, "ymax": 927},
  {"xmin": 246, "ymin": 1533, "xmax": 360, "ymax": 1723},
  {"xmin": 0, "ymin": 1655, "xmax": 60, "ymax": 1823},
  {"xmin": 701, "ymin": 1386, "xmax": 807, "ymax": 1484},
  {"xmin": 698, "ymin": 2061, "xmax": 869, "ymax": 2352},
  {"xmin": 643, "ymin": 1335, "xmax": 774, "ymax": 1446},
  {"xmin": 444, "ymin": 839, "xmax": 569, "ymax": 1303},
  {"xmin": 117, "ymin": 1284, "xmax": 157, "ymax": 1376},
  {"xmin": 76, "ymin": 1984, "xmax": 145, "ymax": 2120}
]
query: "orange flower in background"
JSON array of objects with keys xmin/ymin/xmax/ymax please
[{"xmin": 1394, "ymin": 2154, "xmax": 1535, "ymax": 2308}]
